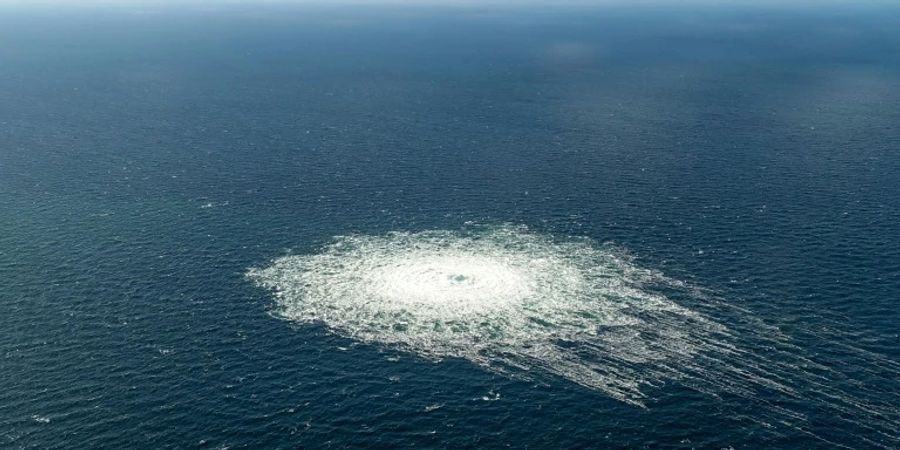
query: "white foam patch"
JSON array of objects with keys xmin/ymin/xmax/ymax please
[
  {"xmin": 248, "ymin": 224, "xmax": 731, "ymax": 405},
  {"xmin": 249, "ymin": 224, "xmax": 900, "ymax": 447}
]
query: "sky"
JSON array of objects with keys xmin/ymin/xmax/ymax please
[{"xmin": 0, "ymin": 0, "xmax": 897, "ymax": 7}]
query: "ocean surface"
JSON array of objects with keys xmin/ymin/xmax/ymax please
[{"xmin": 1, "ymin": 2, "xmax": 899, "ymax": 448}]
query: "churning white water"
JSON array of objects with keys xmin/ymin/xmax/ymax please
[
  {"xmin": 248, "ymin": 224, "xmax": 900, "ymax": 447},
  {"xmin": 247, "ymin": 224, "xmax": 733, "ymax": 405}
]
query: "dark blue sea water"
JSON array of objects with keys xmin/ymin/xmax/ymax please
[{"xmin": 2, "ymin": 2, "xmax": 899, "ymax": 448}]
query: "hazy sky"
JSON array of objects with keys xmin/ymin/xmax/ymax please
[{"xmin": 1, "ymin": 0, "xmax": 896, "ymax": 7}]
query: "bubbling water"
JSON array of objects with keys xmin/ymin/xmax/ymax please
[
  {"xmin": 248, "ymin": 224, "xmax": 729, "ymax": 405},
  {"xmin": 362, "ymin": 253, "xmax": 535, "ymax": 312},
  {"xmin": 249, "ymin": 224, "xmax": 900, "ymax": 446}
]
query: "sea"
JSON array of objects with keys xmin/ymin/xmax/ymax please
[{"xmin": 1, "ymin": 2, "xmax": 899, "ymax": 448}]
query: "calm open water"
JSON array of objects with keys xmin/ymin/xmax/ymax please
[{"xmin": 1, "ymin": 2, "xmax": 899, "ymax": 448}]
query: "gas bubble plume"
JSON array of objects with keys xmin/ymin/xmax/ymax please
[
  {"xmin": 249, "ymin": 224, "xmax": 900, "ymax": 447},
  {"xmin": 249, "ymin": 225, "xmax": 735, "ymax": 404}
]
